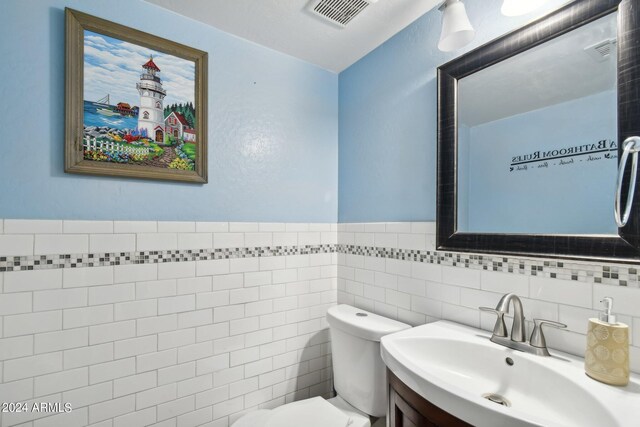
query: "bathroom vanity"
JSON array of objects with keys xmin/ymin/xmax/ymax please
[
  {"xmin": 388, "ymin": 369, "xmax": 470, "ymax": 427},
  {"xmin": 381, "ymin": 321, "xmax": 640, "ymax": 427}
]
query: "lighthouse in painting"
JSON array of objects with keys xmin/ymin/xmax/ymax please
[{"xmin": 136, "ymin": 56, "xmax": 166, "ymax": 142}]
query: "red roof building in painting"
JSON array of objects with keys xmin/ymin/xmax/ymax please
[
  {"xmin": 172, "ymin": 112, "xmax": 189, "ymax": 126},
  {"xmin": 142, "ymin": 57, "xmax": 161, "ymax": 72},
  {"xmin": 165, "ymin": 111, "xmax": 195, "ymax": 142}
]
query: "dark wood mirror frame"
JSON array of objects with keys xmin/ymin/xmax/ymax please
[{"xmin": 437, "ymin": 0, "xmax": 640, "ymax": 263}]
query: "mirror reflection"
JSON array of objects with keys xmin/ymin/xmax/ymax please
[{"xmin": 457, "ymin": 13, "xmax": 618, "ymax": 235}]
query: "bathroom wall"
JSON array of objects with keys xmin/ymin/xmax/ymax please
[
  {"xmin": 0, "ymin": 0, "xmax": 339, "ymax": 426},
  {"xmin": 0, "ymin": 0, "xmax": 338, "ymax": 222},
  {"xmin": 338, "ymin": 0, "xmax": 570, "ymax": 223},
  {"xmin": 336, "ymin": 222, "xmax": 640, "ymax": 374},
  {"xmin": 1, "ymin": 2, "xmax": 638, "ymax": 427},
  {"xmin": 0, "ymin": 220, "xmax": 337, "ymax": 427},
  {"xmin": 337, "ymin": 0, "xmax": 639, "ymax": 374}
]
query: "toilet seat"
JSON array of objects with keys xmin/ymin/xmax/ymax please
[
  {"xmin": 232, "ymin": 396, "xmax": 370, "ymax": 427},
  {"xmin": 232, "ymin": 409, "xmax": 271, "ymax": 427}
]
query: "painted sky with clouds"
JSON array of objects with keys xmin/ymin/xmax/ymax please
[{"xmin": 84, "ymin": 30, "xmax": 195, "ymax": 108}]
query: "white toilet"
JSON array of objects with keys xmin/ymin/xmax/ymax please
[{"xmin": 232, "ymin": 304, "xmax": 410, "ymax": 427}]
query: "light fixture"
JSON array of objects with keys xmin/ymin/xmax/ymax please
[
  {"xmin": 438, "ymin": 0, "xmax": 475, "ymax": 52},
  {"xmin": 501, "ymin": 0, "xmax": 547, "ymax": 16}
]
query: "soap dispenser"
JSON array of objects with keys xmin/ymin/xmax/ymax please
[{"xmin": 585, "ymin": 297, "xmax": 629, "ymax": 386}]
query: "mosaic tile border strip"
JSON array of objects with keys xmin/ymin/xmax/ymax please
[
  {"xmin": 0, "ymin": 244, "xmax": 336, "ymax": 272},
  {"xmin": 1, "ymin": 241, "xmax": 635, "ymax": 289},
  {"xmin": 338, "ymin": 245, "xmax": 639, "ymax": 289}
]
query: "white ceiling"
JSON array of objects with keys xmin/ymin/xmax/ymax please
[
  {"xmin": 144, "ymin": 0, "xmax": 441, "ymax": 73},
  {"xmin": 459, "ymin": 12, "xmax": 617, "ymax": 126}
]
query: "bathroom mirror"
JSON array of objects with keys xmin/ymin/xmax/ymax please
[{"xmin": 437, "ymin": 0, "xmax": 640, "ymax": 262}]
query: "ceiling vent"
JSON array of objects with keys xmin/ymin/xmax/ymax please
[
  {"xmin": 584, "ymin": 39, "xmax": 617, "ymax": 62},
  {"xmin": 308, "ymin": 0, "xmax": 378, "ymax": 28}
]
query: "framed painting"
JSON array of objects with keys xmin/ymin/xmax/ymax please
[{"xmin": 65, "ymin": 8, "xmax": 208, "ymax": 183}]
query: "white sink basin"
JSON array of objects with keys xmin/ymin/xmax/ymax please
[{"xmin": 381, "ymin": 321, "xmax": 640, "ymax": 427}]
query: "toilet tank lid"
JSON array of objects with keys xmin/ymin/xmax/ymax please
[{"xmin": 327, "ymin": 304, "xmax": 411, "ymax": 342}]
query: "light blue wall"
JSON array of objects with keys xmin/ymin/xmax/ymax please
[
  {"xmin": 0, "ymin": 0, "xmax": 338, "ymax": 221},
  {"xmin": 338, "ymin": 0, "xmax": 570, "ymax": 222},
  {"xmin": 461, "ymin": 90, "xmax": 618, "ymax": 234}
]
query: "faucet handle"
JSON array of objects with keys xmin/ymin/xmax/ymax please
[
  {"xmin": 530, "ymin": 319, "xmax": 567, "ymax": 349},
  {"xmin": 479, "ymin": 307, "xmax": 507, "ymax": 337}
]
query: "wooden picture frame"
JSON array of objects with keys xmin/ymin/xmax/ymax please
[{"xmin": 65, "ymin": 8, "xmax": 208, "ymax": 183}]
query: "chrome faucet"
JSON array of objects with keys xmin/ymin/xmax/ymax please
[
  {"xmin": 495, "ymin": 293, "xmax": 526, "ymax": 342},
  {"xmin": 480, "ymin": 293, "xmax": 566, "ymax": 357}
]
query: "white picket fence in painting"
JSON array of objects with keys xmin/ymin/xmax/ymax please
[{"xmin": 83, "ymin": 136, "xmax": 151, "ymax": 156}]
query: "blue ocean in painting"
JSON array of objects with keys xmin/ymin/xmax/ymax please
[{"xmin": 83, "ymin": 101, "xmax": 138, "ymax": 130}]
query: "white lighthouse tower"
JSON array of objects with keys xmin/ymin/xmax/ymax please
[{"xmin": 136, "ymin": 56, "xmax": 166, "ymax": 142}]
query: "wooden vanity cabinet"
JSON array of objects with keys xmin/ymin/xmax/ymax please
[{"xmin": 388, "ymin": 369, "xmax": 472, "ymax": 427}]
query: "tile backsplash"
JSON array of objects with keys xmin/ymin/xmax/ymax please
[
  {"xmin": 0, "ymin": 219, "xmax": 638, "ymax": 427},
  {"xmin": 336, "ymin": 221, "xmax": 640, "ymax": 374},
  {"xmin": 0, "ymin": 220, "xmax": 336, "ymax": 427}
]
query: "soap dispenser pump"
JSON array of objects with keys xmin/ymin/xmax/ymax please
[
  {"xmin": 599, "ymin": 296, "xmax": 616, "ymax": 323},
  {"xmin": 585, "ymin": 297, "xmax": 629, "ymax": 386}
]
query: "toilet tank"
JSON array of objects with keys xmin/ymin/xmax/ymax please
[{"xmin": 326, "ymin": 305, "xmax": 410, "ymax": 417}]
